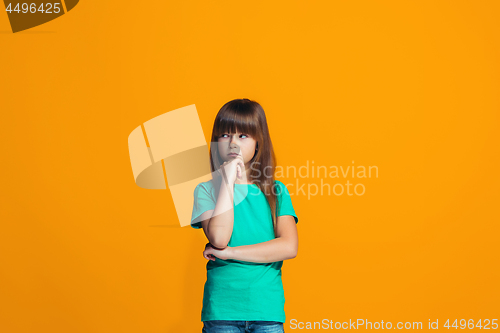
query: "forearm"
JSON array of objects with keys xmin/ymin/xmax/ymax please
[
  {"xmin": 207, "ymin": 182, "xmax": 234, "ymax": 248},
  {"xmin": 229, "ymin": 238, "xmax": 297, "ymax": 263}
]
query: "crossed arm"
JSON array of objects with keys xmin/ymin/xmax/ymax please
[
  {"xmin": 201, "ymin": 213, "xmax": 298, "ymax": 263},
  {"xmin": 197, "ymin": 182, "xmax": 298, "ymax": 264}
]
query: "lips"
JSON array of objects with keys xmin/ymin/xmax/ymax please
[{"xmin": 228, "ymin": 153, "xmax": 239, "ymax": 156}]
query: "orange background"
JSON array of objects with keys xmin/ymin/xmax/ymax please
[{"xmin": 1, "ymin": 1, "xmax": 499, "ymax": 332}]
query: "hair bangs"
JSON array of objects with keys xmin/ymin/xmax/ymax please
[{"xmin": 215, "ymin": 102, "xmax": 259, "ymax": 138}]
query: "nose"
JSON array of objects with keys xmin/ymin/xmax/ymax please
[
  {"xmin": 229, "ymin": 134, "xmax": 238, "ymax": 145},
  {"xmin": 229, "ymin": 135, "xmax": 240, "ymax": 150}
]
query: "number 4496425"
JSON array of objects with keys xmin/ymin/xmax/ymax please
[
  {"xmin": 6, "ymin": 3, "xmax": 61, "ymax": 14},
  {"xmin": 444, "ymin": 319, "xmax": 498, "ymax": 329}
]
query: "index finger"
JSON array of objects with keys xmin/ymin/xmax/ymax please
[{"xmin": 235, "ymin": 155, "xmax": 245, "ymax": 165}]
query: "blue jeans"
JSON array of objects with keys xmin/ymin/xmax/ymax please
[{"xmin": 202, "ymin": 320, "xmax": 285, "ymax": 333}]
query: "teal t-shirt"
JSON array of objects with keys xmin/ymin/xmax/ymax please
[{"xmin": 191, "ymin": 179, "xmax": 299, "ymax": 323}]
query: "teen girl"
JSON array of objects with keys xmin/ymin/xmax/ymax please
[{"xmin": 191, "ymin": 99, "xmax": 299, "ymax": 333}]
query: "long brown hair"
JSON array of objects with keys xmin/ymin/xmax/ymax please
[{"xmin": 208, "ymin": 98, "xmax": 279, "ymax": 235}]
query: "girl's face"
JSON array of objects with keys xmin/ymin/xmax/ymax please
[{"xmin": 218, "ymin": 131, "xmax": 257, "ymax": 166}]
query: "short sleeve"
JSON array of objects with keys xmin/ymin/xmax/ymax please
[
  {"xmin": 275, "ymin": 180, "xmax": 299, "ymax": 224},
  {"xmin": 190, "ymin": 182, "xmax": 216, "ymax": 229}
]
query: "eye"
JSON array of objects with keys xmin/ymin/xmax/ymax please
[{"xmin": 240, "ymin": 134, "xmax": 248, "ymax": 138}]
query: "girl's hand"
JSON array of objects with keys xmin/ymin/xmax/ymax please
[
  {"xmin": 203, "ymin": 242, "xmax": 233, "ymax": 261},
  {"xmin": 218, "ymin": 156, "xmax": 245, "ymax": 186}
]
